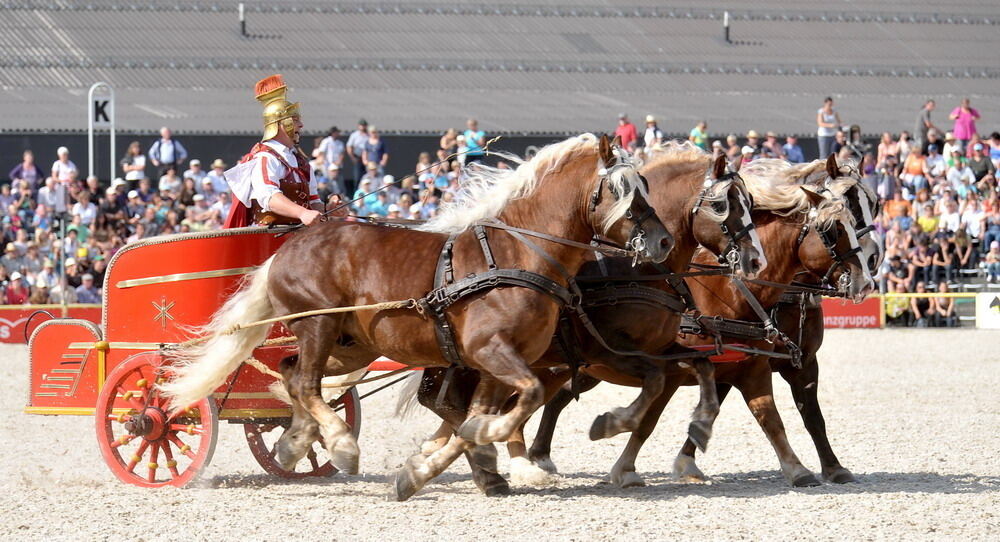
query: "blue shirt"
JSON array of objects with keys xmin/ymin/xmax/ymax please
[
  {"xmin": 464, "ymin": 130, "xmax": 486, "ymax": 156},
  {"xmin": 783, "ymin": 143, "xmax": 805, "ymax": 163}
]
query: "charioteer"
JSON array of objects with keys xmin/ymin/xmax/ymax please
[{"xmin": 224, "ymin": 74, "xmax": 343, "ymax": 227}]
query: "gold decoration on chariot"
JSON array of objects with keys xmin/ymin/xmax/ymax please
[
  {"xmin": 136, "ymin": 379, "xmax": 147, "ymax": 388},
  {"xmin": 166, "ymin": 459, "xmax": 177, "ymax": 468},
  {"xmin": 117, "ymin": 413, "xmax": 127, "ymax": 423},
  {"xmin": 115, "ymin": 266, "xmax": 259, "ymax": 289},
  {"xmin": 179, "ymin": 445, "xmax": 191, "ymax": 453},
  {"xmin": 186, "ymin": 424, "xmax": 195, "ymax": 435},
  {"xmin": 148, "ymin": 462, "xmax": 158, "ymax": 470},
  {"xmin": 131, "ymin": 454, "xmax": 142, "ymax": 462}
]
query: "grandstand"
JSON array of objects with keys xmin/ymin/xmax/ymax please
[{"xmin": 1, "ymin": 0, "xmax": 999, "ymax": 137}]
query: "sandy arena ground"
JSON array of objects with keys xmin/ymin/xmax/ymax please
[{"xmin": 2, "ymin": 329, "xmax": 998, "ymax": 540}]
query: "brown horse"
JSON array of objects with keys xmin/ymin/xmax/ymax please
[
  {"xmin": 160, "ymin": 134, "xmax": 672, "ymax": 499},
  {"xmin": 527, "ymin": 163, "xmax": 874, "ymax": 488},
  {"xmin": 676, "ymin": 155, "xmax": 882, "ymax": 484},
  {"xmin": 411, "ymin": 144, "xmax": 766, "ymax": 490}
]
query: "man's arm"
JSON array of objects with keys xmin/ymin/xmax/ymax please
[
  {"xmin": 175, "ymin": 141, "xmax": 188, "ymax": 164},
  {"xmin": 149, "ymin": 141, "xmax": 160, "ymax": 166}
]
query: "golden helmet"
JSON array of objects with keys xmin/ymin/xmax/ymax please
[{"xmin": 255, "ymin": 74, "xmax": 300, "ymax": 142}]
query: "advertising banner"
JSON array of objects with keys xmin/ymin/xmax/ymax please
[
  {"xmin": 975, "ymin": 293, "xmax": 1000, "ymax": 329},
  {"xmin": 0, "ymin": 305, "xmax": 102, "ymax": 343},
  {"xmin": 822, "ymin": 297, "xmax": 881, "ymax": 328}
]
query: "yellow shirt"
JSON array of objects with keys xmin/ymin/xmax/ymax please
[{"xmin": 917, "ymin": 215, "xmax": 939, "ymax": 233}]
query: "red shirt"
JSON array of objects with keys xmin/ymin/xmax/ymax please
[
  {"xmin": 614, "ymin": 123, "xmax": 639, "ymax": 150},
  {"xmin": 5, "ymin": 284, "xmax": 28, "ymax": 304}
]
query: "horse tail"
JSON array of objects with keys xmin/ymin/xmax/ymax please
[
  {"xmin": 394, "ymin": 369, "xmax": 424, "ymax": 419},
  {"xmin": 159, "ymin": 256, "xmax": 276, "ymax": 412}
]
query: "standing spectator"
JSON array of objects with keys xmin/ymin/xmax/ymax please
[
  {"xmin": 761, "ymin": 132, "xmax": 785, "ymax": 159},
  {"xmin": 75, "ymin": 273, "xmax": 100, "ymax": 304},
  {"xmin": 900, "ymin": 146, "xmax": 927, "ymax": 195},
  {"xmin": 687, "ymin": 120, "xmax": 707, "ymax": 150},
  {"xmin": 783, "ymin": 136, "xmax": 804, "ymax": 163},
  {"xmin": 898, "ymin": 131, "xmax": 913, "ymax": 164},
  {"xmin": 317, "ymin": 126, "xmax": 345, "ymax": 186},
  {"xmin": 614, "ymin": 113, "xmax": 639, "ymax": 151},
  {"xmin": 148, "ymin": 127, "xmax": 188, "ymax": 178},
  {"xmin": 989, "ymin": 132, "xmax": 1000, "ymax": 168},
  {"xmin": 205, "ymin": 159, "xmax": 229, "ymax": 194},
  {"xmin": 440, "ymin": 128, "xmax": 458, "ymax": 155},
  {"xmin": 9, "ymin": 150, "xmax": 42, "ymax": 193},
  {"xmin": 346, "ymin": 119, "xmax": 369, "ymax": 189},
  {"xmin": 986, "ymin": 241, "xmax": 1000, "ymax": 283},
  {"xmin": 51, "ymin": 147, "xmax": 78, "ymax": 184},
  {"xmin": 831, "ymin": 130, "xmax": 848, "ymax": 158},
  {"xmin": 816, "ymin": 97, "xmax": 842, "ymax": 158},
  {"xmin": 948, "ymin": 98, "xmax": 980, "ymax": 150},
  {"xmin": 183, "ymin": 159, "xmax": 207, "ymax": 186},
  {"xmin": 37, "ymin": 176, "xmax": 67, "ymax": 214},
  {"xmin": 362, "ymin": 127, "xmax": 389, "ymax": 173},
  {"xmin": 914, "ymin": 99, "xmax": 938, "ymax": 149},
  {"xmin": 725, "ymin": 134, "xmax": 741, "ymax": 162},
  {"xmin": 641, "ymin": 115, "xmax": 662, "ymax": 149},
  {"xmin": 463, "ymin": 119, "xmax": 486, "ymax": 165},
  {"xmin": 120, "ymin": 141, "xmax": 147, "ymax": 187},
  {"xmin": 5, "ymin": 272, "xmax": 29, "ymax": 304},
  {"xmin": 876, "ymin": 132, "xmax": 899, "ymax": 168}
]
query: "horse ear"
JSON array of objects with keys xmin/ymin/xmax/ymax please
[
  {"xmin": 825, "ymin": 153, "xmax": 839, "ymax": 179},
  {"xmin": 599, "ymin": 134, "xmax": 613, "ymax": 167},
  {"xmin": 612, "ymin": 135, "xmax": 623, "ymax": 149},
  {"xmin": 800, "ymin": 186, "xmax": 826, "ymax": 208},
  {"xmin": 712, "ymin": 154, "xmax": 727, "ymax": 180}
]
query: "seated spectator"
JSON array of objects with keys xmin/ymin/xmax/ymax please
[
  {"xmin": 75, "ymin": 273, "xmax": 101, "ymax": 304},
  {"xmin": 930, "ymin": 236, "xmax": 955, "ymax": 283},
  {"xmin": 205, "ymin": 159, "xmax": 229, "ymax": 194},
  {"xmin": 989, "ymin": 132, "xmax": 1000, "ymax": 168},
  {"xmin": 932, "ymin": 281, "xmax": 958, "ymax": 327},
  {"xmin": 968, "ymin": 143, "xmax": 996, "ymax": 184},
  {"xmin": 953, "ymin": 228, "xmax": 977, "ymax": 272},
  {"xmin": 71, "ymin": 191, "xmax": 97, "ymax": 226},
  {"xmin": 5, "ymin": 271, "xmax": 29, "ymax": 304},
  {"xmin": 909, "ymin": 281, "xmax": 933, "ymax": 327},
  {"xmin": 725, "ymin": 134, "xmax": 741, "ymax": 162},
  {"xmin": 961, "ymin": 198, "xmax": 984, "ymax": 241},
  {"xmin": 923, "ymin": 145, "xmax": 946, "ymax": 181},
  {"xmin": 1, "ymin": 242, "xmax": 22, "ymax": 274},
  {"xmin": 884, "ymin": 192, "xmax": 913, "ymax": 225},
  {"xmin": 158, "ymin": 165, "xmax": 182, "ymax": 196},
  {"xmin": 211, "ymin": 192, "xmax": 231, "ymax": 220},
  {"xmin": 64, "ymin": 257, "xmax": 82, "ymax": 288},
  {"xmin": 367, "ymin": 192, "xmax": 390, "ymax": 217},
  {"xmin": 35, "ymin": 259, "xmax": 57, "ymax": 289},
  {"xmin": 900, "ymin": 146, "xmax": 928, "ymax": 194},
  {"xmin": 916, "ymin": 203, "xmax": 938, "ymax": 233},
  {"xmin": 883, "ymin": 254, "xmax": 911, "ymax": 292},
  {"xmin": 938, "ymin": 199, "xmax": 961, "ymax": 233},
  {"xmin": 884, "ymin": 281, "xmax": 911, "ymax": 326},
  {"xmin": 986, "ymin": 241, "xmax": 1000, "ymax": 283},
  {"xmin": 183, "ymin": 159, "xmax": 206, "ymax": 185},
  {"xmin": 761, "ymin": 131, "xmax": 785, "ymax": 159}
]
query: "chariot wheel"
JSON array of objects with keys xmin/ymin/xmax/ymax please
[
  {"xmin": 95, "ymin": 352, "xmax": 218, "ymax": 488},
  {"xmin": 244, "ymin": 387, "xmax": 361, "ymax": 478}
]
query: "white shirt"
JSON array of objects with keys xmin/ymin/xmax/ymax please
[
  {"xmin": 939, "ymin": 211, "xmax": 961, "ymax": 232},
  {"xmin": 71, "ymin": 202, "xmax": 98, "ymax": 226},
  {"xmin": 38, "ymin": 184, "xmax": 67, "ymax": 213},
  {"xmin": 204, "ymin": 171, "xmax": 230, "ymax": 195},
  {"xmin": 318, "ymin": 136, "xmax": 345, "ymax": 169},
  {"xmin": 925, "ymin": 154, "xmax": 946, "ymax": 177},
  {"xmin": 226, "ymin": 140, "xmax": 318, "ymax": 212},
  {"xmin": 52, "ymin": 159, "xmax": 77, "ymax": 182},
  {"xmin": 962, "ymin": 209, "xmax": 984, "ymax": 237},
  {"xmin": 125, "ymin": 155, "xmax": 146, "ymax": 181}
]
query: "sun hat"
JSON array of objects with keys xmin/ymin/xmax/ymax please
[
  {"xmin": 746, "ymin": 130, "xmax": 760, "ymax": 138},
  {"xmin": 211, "ymin": 159, "xmax": 227, "ymax": 169},
  {"xmin": 645, "ymin": 115, "xmax": 656, "ymax": 123}
]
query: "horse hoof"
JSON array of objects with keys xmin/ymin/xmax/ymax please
[
  {"xmin": 673, "ymin": 455, "xmax": 709, "ymax": 483},
  {"xmin": 391, "ymin": 469, "xmax": 420, "ymax": 501},
  {"xmin": 588, "ymin": 412, "xmax": 622, "ymax": 441},
  {"xmin": 687, "ymin": 420, "xmax": 713, "ymax": 452},
  {"xmin": 457, "ymin": 415, "xmax": 501, "ymax": 445},
  {"xmin": 792, "ymin": 473, "xmax": 822, "ymax": 487},
  {"xmin": 531, "ymin": 455, "xmax": 559, "ymax": 475},
  {"xmin": 509, "ymin": 457, "xmax": 555, "ymax": 486},
  {"xmin": 824, "ymin": 467, "xmax": 856, "ymax": 484},
  {"xmin": 483, "ymin": 480, "xmax": 512, "ymax": 497},
  {"xmin": 330, "ymin": 438, "xmax": 360, "ymax": 475},
  {"xmin": 612, "ymin": 471, "xmax": 646, "ymax": 488}
]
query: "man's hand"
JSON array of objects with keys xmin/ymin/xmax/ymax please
[
  {"xmin": 327, "ymin": 195, "xmax": 349, "ymax": 218},
  {"xmin": 299, "ymin": 208, "xmax": 322, "ymax": 226}
]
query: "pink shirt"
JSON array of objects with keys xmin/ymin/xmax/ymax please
[
  {"xmin": 614, "ymin": 123, "xmax": 639, "ymax": 150},
  {"xmin": 950, "ymin": 107, "xmax": 980, "ymax": 140}
]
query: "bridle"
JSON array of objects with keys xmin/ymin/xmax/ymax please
[
  {"xmin": 588, "ymin": 148, "xmax": 658, "ymax": 265},
  {"xmin": 795, "ymin": 206, "xmax": 863, "ymax": 290},
  {"xmin": 693, "ymin": 167, "xmax": 756, "ymax": 270}
]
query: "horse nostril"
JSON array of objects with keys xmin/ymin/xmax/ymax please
[{"xmin": 659, "ymin": 237, "xmax": 671, "ymax": 248}]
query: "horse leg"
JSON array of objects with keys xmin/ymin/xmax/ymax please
[
  {"xmin": 686, "ymin": 358, "xmax": 720, "ymax": 453},
  {"xmin": 455, "ymin": 337, "xmax": 545, "ymax": 446},
  {"xmin": 273, "ymin": 354, "xmax": 322, "ymax": 469},
  {"xmin": 527, "ymin": 372, "xmax": 601, "ymax": 474},
  {"xmin": 393, "ymin": 378, "xmax": 504, "ymax": 501},
  {"xmin": 506, "ymin": 368, "xmax": 571, "ymax": 485},
  {"xmin": 609, "ymin": 380, "xmax": 681, "ymax": 488},
  {"xmin": 674, "ymin": 382, "xmax": 732, "ymax": 482},
  {"xmin": 589, "ymin": 357, "xmax": 666, "ymax": 440},
  {"xmin": 286, "ymin": 318, "xmax": 362, "ymax": 474},
  {"xmin": 780, "ymin": 355, "xmax": 855, "ymax": 483},
  {"xmin": 416, "ymin": 368, "xmax": 510, "ymax": 496},
  {"xmin": 736, "ymin": 360, "xmax": 820, "ymax": 487}
]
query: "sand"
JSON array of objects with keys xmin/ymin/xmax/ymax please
[{"xmin": 2, "ymin": 329, "xmax": 998, "ymax": 540}]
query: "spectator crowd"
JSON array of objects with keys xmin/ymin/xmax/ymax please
[{"xmin": 4, "ymin": 98, "xmax": 998, "ymax": 329}]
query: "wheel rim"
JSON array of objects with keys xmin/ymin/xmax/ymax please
[
  {"xmin": 244, "ymin": 387, "xmax": 360, "ymax": 478},
  {"xmin": 96, "ymin": 353, "xmax": 218, "ymax": 488}
]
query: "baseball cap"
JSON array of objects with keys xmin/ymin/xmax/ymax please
[
  {"xmin": 382, "ymin": 175, "xmax": 395, "ymax": 185},
  {"xmin": 387, "ymin": 204, "xmax": 400, "ymax": 213},
  {"xmin": 645, "ymin": 115, "xmax": 656, "ymax": 123},
  {"xmin": 928, "ymin": 144, "xmax": 938, "ymax": 152},
  {"xmin": 10, "ymin": 272, "xmax": 21, "ymax": 281},
  {"xmin": 201, "ymin": 178, "xmax": 213, "ymax": 184},
  {"xmin": 193, "ymin": 194, "xmax": 205, "ymax": 201},
  {"xmin": 189, "ymin": 159, "xmax": 201, "ymax": 166},
  {"xmin": 111, "ymin": 178, "xmax": 127, "ymax": 188},
  {"xmin": 66, "ymin": 257, "xmax": 77, "ymax": 266},
  {"xmin": 82, "ymin": 273, "xmax": 94, "ymax": 281},
  {"xmin": 43, "ymin": 259, "xmax": 54, "ymax": 268},
  {"xmin": 358, "ymin": 118, "xmax": 368, "ymax": 126},
  {"xmin": 618, "ymin": 112, "xmax": 627, "ymax": 120},
  {"xmin": 741, "ymin": 145, "xmax": 755, "ymax": 155},
  {"xmin": 766, "ymin": 131, "xmax": 777, "ymax": 138},
  {"xmin": 974, "ymin": 143, "xmax": 984, "ymax": 151},
  {"xmin": 128, "ymin": 190, "xmax": 139, "ymax": 198}
]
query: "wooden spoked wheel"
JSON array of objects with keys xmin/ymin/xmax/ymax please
[
  {"xmin": 244, "ymin": 387, "xmax": 361, "ymax": 478},
  {"xmin": 95, "ymin": 353, "xmax": 218, "ymax": 488}
]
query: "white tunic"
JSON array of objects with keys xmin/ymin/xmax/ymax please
[{"xmin": 225, "ymin": 140, "xmax": 319, "ymax": 211}]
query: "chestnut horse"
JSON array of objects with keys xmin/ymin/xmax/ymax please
[
  {"xmin": 675, "ymin": 155, "xmax": 882, "ymax": 484},
  {"xmin": 528, "ymin": 164, "xmax": 874, "ymax": 488},
  {"xmin": 409, "ymin": 144, "xmax": 767, "ymax": 491},
  {"xmin": 160, "ymin": 134, "xmax": 671, "ymax": 498}
]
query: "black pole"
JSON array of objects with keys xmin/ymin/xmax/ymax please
[
  {"xmin": 724, "ymin": 11, "xmax": 731, "ymax": 44},
  {"xmin": 239, "ymin": 3, "xmax": 247, "ymax": 37}
]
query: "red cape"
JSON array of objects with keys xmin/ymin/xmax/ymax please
[{"xmin": 224, "ymin": 199, "xmax": 254, "ymax": 228}]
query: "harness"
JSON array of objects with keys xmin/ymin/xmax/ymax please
[{"xmin": 795, "ymin": 208, "xmax": 863, "ymax": 288}]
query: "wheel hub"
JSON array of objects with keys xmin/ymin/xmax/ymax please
[{"xmin": 124, "ymin": 406, "xmax": 168, "ymax": 440}]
